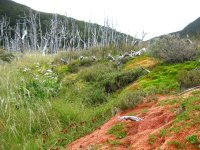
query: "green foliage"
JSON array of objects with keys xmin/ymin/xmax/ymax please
[
  {"xmin": 79, "ymin": 58, "xmax": 94, "ymax": 66},
  {"xmin": 178, "ymin": 69, "xmax": 200, "ymax": 89},
  {"xmin": 107, "ymin": 140, "xmax": 122, "ymax": 146},
  {"xmin": 138, "ymin": 60, "xmax": 197, "ymax": 94},
  {"xmin": 159, "ymin": 129, "xmax": 167, "ymax": 137},
  {"xmin": 167, "ymin": 140, "xmax": 183, "ymax": 149},
  {"xmin": 83, "ymin": 88, "xmax": 107, "ymax": 106},
  {"xmin": 169, "ymin": 93, "xmax": 200, "ymax": 136},
  {"xmin": 67, "ymin": 60, "xmax": 80, "ymax": 73},
  {"xmin": 186, "ymin": 135, "xmax": 199, "ymax": 144},
  {"xmin": 117, "ymin": 90, "xmax": 144, "ymax": 110},
  {"xmin": 0, "ymin": 49, "xmax": 14, "ymax": 62},
  {"xmin": 18, "ymin": 63, "xmax": 60, "ymax": 99},
  {"xmin": 78, "ymin": 62, "xmax": 116, "ymax": 82},
  {"xmin": 1, "ymin": 46, "xmax": 200, "ymax": 149},
  {"xmin": 148, "ymin": 134, "xmax": 157, "ymax": 145},
  {"xmin": 101, "ymin": 68, "xmax": 146, "ymax": 93},
  {"xmin": 108, "ymin": 123, "xmax": 127, "ymax": 139},
  {"xmin": 148, "ymin": 35, "xmax": 198, "ymax": 63}
]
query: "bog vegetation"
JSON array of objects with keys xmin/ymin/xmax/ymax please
[{"xmin": 0, "ymin": 33, "xmax": 200, "ymax": 150}]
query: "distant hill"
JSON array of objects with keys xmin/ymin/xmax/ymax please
[
  {"xmin": 0, "ymin": 0, "xmax": 30, "ymax": 25},
  {"xmin": 0, "ymin": 0, "xmax": 135, "ymax": 52},
  {"xmin": 147, "ymin": 17, "xmax": 200, "ymax": 42},
  {"xmin": 178, "ymin": 17, "xmax": 200, "ymax": 37}
]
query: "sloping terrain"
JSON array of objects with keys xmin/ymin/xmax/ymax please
[
  {"xmin": 1, "ymin": 44, "xmax": 200, "ymax": 149},
  {"xmin": 68, "ymin": 90, "xmax": 200, "ymax": 150},
  {"xmin": 178, "ymin": 17, "xmax": 200, "ymax": 38}
]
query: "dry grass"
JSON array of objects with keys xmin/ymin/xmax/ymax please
[{"xmin": 124, "ymin": 56, "xmax": 159, "ymax": 71}]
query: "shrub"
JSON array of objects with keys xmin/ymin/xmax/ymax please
[
  {"xmin": 148, "ymin": 134, "xmax": 157, "ymax": 145},
  {"xmin": 167, "ymin": 140, "xmax": 183, "ymax": 149},
  {"xmin": 118, "ymin": 91, "xmax": 144, "ymax": 110},
  {"xmin": 67, "ymin": 60, "xmax": 80, "ymax": 73},
  {"xmin": 159, "ymin": 129, "xmax": 167, "ymax": 137},
  {"xmin": 79, "ymin": 57, "xmax": 94, "ymax": 66},
  {"xmin": 18, "ymin": 64, "xmax": 60, "ymax": 99},
  {"xmin": 108, "ymin": 123, "xmax": 127, "ymax": 139},
  {"xmin": 186, "ymin": 135, "xmax": 199, "ymax": 144},
  {"xmin": 101, "ymin": 68, "xmax": 146, "ymax": 93},
  {"xmin": 83, "ymin": 88, "xmax": 107, "ymax": 106},
  {"xmin": 0, "ymin": 49, "xmax": 14, "ymax": 62},
  {"xmin": 148, "ymin": 35, "xmax": 198, "ymax": 63},
  {"xmin": 178, "ymin": 69, "xmax": 200, "ymax": 89},
  {"xmin": 78, "ymin": 63, "xmax": 116, "ymax": 82}
]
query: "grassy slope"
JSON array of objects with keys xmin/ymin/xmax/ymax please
[{"xmin": 0, "ymin": 52, "xmax": 200, "ymax": 149}]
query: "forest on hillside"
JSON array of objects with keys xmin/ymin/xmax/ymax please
[{"xmin": 0, "ymin": 0, "xmax": 137, "ymax": 54}]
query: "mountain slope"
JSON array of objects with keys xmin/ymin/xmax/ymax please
[
  {"xmin": 179, "ymin": 17, "xmax": 200, "ymax": 37},
  {"xmin": 68, "ymin": 86, "xmax": 200, "ymax": 150},
  {"xmin": 0, "ymin": 0, "xmax": 135, "ymax": 52}
]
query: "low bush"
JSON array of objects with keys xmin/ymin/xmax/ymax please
[
  {"xmin": 148, "ymin": 35, "xmax": 198, "ymax": 63},
  {"xmin": 108, "ymin": 123, "xmax": 127, "ymax": 139},
  {"xmin": 117, "ymin": 90, "xmax": 144, "ymax": 110},
  {"xmin": 67, "ymin": 60, "xmax": 80, "ymax": 73},
  {"xmin": 79, "ymin": 58, "xmax": 94, "ymax": 66},
  {"xmin": 0, "ymin": 49, "xmax": 14, "ymax": 62},
  {"xmin": 18, "ymin": 64, "xmax": 60, "ymax": 99},
  {"xmin": 101, "ymin": 68, "xmax": 146, "ymax": 93},
  {"xmin": 83, "ymin": 88, "xmax": 107, "ymax": 106},
  {"xmin": 78, "ymin": 63, "xmax": 116, "ymax": 82},
  {"xmin": 148, "ymin": 134, "xmax": 157, "ymax": 145},
  {"xmin": 186, "ymin": 134, "xmax": 199, "ymax": 144},
  {"xmin": 178, "ymin": 69, "xmax": 200, "ymax": 89}
]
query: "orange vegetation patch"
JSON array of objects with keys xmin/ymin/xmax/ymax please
[{"xmin": 124, "ymin": 56, "xmax": 159, "ymax": 70}]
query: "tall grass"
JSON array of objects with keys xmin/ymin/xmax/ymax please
[{"xmin": 0, "ymin": 50, "xmax": 145, "ymax": 149}]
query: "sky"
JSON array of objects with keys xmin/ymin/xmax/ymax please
[{"xmin": 13, "ymin": 0, "xmax": 200, "ymax": 40}]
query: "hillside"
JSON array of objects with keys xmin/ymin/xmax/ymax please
[
  {"xmin": 179, "ymin": 17, "xmax": 200, "ymax": 38},
  {"xmin": 0, "ymin": 0, "xmax": 135, "ymax": 52},
  {"xmin": 0, "ymin": 34, "xmax": 200, "ymax": 149},
  {"xmin": 0, "ymin": 2, "xmax": 200, "ymax": 149},
  {"xmin": 68, "ymin": 91, "xmax": 200, "ymax": 150}
]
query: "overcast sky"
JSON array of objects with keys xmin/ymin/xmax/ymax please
[{"xmin": 13, "ymin": 0, "xmax": 200, "ymax": 40}]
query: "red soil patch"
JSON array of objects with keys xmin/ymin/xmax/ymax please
[{"xmin": 67, "ymin": 91, "xmax": 200, "ymax": 150}]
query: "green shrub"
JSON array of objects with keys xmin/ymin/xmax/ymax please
[
  {"xmin": 186, "ymin": 135, "xmax": 199, "ymax": 144},
  {"xmin": 159, "ymin": 129, "xmax": 167, "ymax": 137},
  {"xmin": 148, "ymin": 35, "xmax": 198, "ymax": 63},
  {"xmin": 178, "ymin": 69, "xmax": 200, "ymax": 89},
  {"xmin": 79, "ymin": 63, "xmax": 116, "ymax": 82},
  {"xmin": 108, "ymin": 123, "xmax": 127, "ymax": 139},
  {"xmin": 68, "ymin": 60, "xmax": 80, "ymax": 73},
  {"xmin": 167, "ymin": 140, "xmax": 183, "ymax": 149},
  {"xmin": 18, "ymin": 64, "xmax": 60, "ymax": 99},
  {"xmin": 118, "ymin": 91, "xmax": 144, "ymax": 110},
  {"xmin": 83, "ymin": 88, "xmax": 107, "ymax": 106},
  {"xmin": 148, "ymin": 134, "xmax": 157, "ymax": 145},
  {"xmin": 79, "ymin": 58, "xmax": 94, "ymax": 66},
  {"xmin": 101, "ymin": 68, "xmax": 146, "ymax": 93},
  {"xmin": 0, "ymin": 49, "xmax": 14, "ymax": 62}
]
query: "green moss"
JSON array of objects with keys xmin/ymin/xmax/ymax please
[
  {"xmin": 108, "ymin": 123, "xmax": 127, "ymax": 139},
  {"xmin": 107, "ymin": 140, "xmax": 122, "ymax": 146},
  {"xmin": 186, "ymin": 135, "xmax": 199, "ymax": 144},
  {"xmin": 159, "ymin": 129, "xmax": 167, "ymax": 137},
  {"xmin": 148, "ymin": 134, "xmax": 157, "ymax": 145},
  {"xmin": 167, "ymin": 140, "xmax": 184, "ymax": 149}
]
